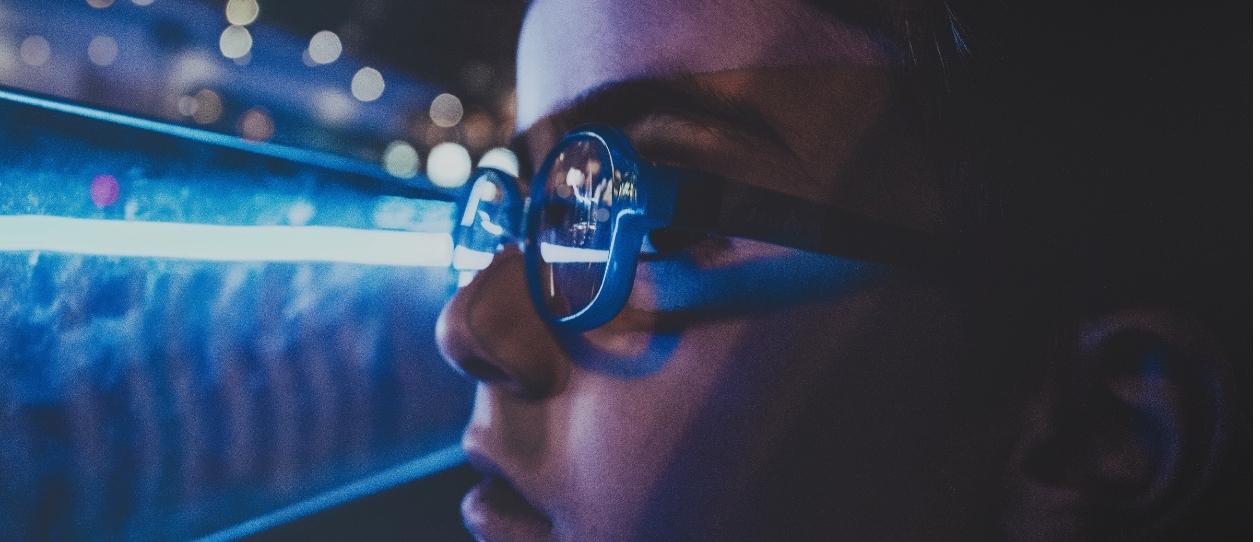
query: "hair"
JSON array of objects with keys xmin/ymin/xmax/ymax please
[{"xmin": 808, "ymin": 1, "xmax": 1250, "ymax": 537}]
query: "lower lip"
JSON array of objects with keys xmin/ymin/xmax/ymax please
[{"xmin": 462, "ymin": 476, "xmax": 553, "ymax": 542}]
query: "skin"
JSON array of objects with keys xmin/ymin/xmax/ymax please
[{"xmin": 436, "ymin": 1, "xmax": 1007, "ymax": 540}]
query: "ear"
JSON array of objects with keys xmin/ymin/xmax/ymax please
[{"xmin": 1005, "ymin": 309, "xmax": 1233, "ymax": 541}]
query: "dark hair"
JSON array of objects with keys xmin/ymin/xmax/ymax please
[{"xmin": 810, "ymin": 1, "xmax": 1250, "ymax": 537}]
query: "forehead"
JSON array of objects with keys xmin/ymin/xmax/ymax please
[{"xmin": 516, "ymin": 0, "xmax": 890, "ymax": 130}]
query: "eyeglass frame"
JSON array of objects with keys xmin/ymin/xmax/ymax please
[{"xmin": 452, "ymin": 124, "xmax": 949, "ymax": 332}]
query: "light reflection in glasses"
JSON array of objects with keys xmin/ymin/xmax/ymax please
[{"xmin": 540, "ymin": 242, "xmax": 610, "ymax": 263}]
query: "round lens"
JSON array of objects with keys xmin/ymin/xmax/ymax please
[
  {"xmin": 530, "ymin": 135, "xmax": 617, "ymax": 319},
  {"xmin": 452, "ymin": 168, "xmax": 516, "ymax": 271}
]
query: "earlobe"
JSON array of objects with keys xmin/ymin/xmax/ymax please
[{"xmin": 1006, "ymin": 310, "xmax": 1232, "ymax": 540}]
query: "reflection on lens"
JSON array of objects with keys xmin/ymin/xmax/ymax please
[
  {"xmin": 452, "ymin": 169, "xmax": 515, "ymax": 271},
  {"xmin": 533, "ymin": 135, "xmax": 614, "ymax": 318}
]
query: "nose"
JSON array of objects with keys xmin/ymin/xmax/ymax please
[{"xmin": 436, "ymin": 247, "xmax": 569, "ymax": 399}]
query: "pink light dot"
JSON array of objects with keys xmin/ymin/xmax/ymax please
[{"xmin": 90, "ymin": 174, "xmax": 120, "ymax": 208}]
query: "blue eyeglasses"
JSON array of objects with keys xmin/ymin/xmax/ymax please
[{"xmin": 452, "ymin": 124, "xmax": 945, "ymax": 331}]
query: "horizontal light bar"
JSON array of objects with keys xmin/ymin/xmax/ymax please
[
  {"xmin": 540, "ymin": 241, "xmax": 610, "ymax": 263},
  {"xmin": 0, "ymin": 215, "xmax": 453, "ymax": 267}
]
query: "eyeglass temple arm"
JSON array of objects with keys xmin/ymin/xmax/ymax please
[{"xmin": 662, "ymin": 169, "xmax": 953, "ymax": 267}]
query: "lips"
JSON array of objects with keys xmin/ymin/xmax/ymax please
[{"xmin": 462, "ymin": 470, "xmax": 553, "ymax": 542}]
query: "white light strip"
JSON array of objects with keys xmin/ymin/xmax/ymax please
[
  {"xmin": 540, "ymin": 241, "xmax": 610, "ymax": 263},
  {"xmin": 0, "ymin": 215, "xmax": 453, "ymax": 267},
  {"xmin": 451, "ymin": 245, "xmax": 494, "ymax": 270}
]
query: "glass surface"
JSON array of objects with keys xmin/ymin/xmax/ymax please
[
  {"xmin": 452, "ymin": 169, "xmax": 517, "ymax": 271},
  {"xmin": 532, "ymin": 136, "xmax": 616, "ymax": 318}
]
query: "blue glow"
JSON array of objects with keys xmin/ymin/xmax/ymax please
[
  {"xmin": 192, "ymin": 445, "xmax": 465, "ymax": 542},
  {"xmin": 0, "ymin": 88, "xmax": 436, "ymax": 194},
  {"xmin": 0, "ymin": 215, "xmax": 453, "ymax": 267}
]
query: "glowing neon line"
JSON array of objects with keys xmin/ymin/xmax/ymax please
[
  {"xmin": 540, "ymin": 241, "xmax": 609, "ymax": 263},
  {"xmin": 0, "ymin": 215, "xmax": 453, "ymax": 267},
  {"xmin": 0, "ymin": 88, "xmax": 421, "ymax": 189},
  {"xmin": 192, "ymin": 444, "xmax": 465, "ymax": 542}
]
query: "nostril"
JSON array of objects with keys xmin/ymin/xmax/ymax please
[{"xmin": 458, "ymin": 356, "xmax": 512, "ymax": 384}]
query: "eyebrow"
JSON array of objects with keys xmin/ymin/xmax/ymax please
[{"xmin": 512, "ymin": 76, "xmax": 791, "ymax": 164}]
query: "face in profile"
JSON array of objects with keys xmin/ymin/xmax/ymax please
[{"xmin": 435, "ymin": 1, "xmax": 1234, "ymax": 541}]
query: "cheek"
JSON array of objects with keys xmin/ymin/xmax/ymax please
[
  {"xmin": 550, "ymin": 305, "xmax": 853, "ymax": 538},
  {"xmin": 553, "ymin": 318, "xmax": 758, "ymax": 537}
]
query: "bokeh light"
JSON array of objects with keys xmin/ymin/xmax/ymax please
[
  {"xmin": 219, "ymin": 25, "xmax": 252, "ymax": 59},
  {"xmin": 312, "ymin": 89, "xmax": 355, "ymax": 124},
  {"xmin": 286, "ymin": 200, "xmax": 315, "ymax": 226},
  {"xmin": 238, "ymin": 108, "xmax": 274, "ymax": 141},
  {"xmin": 192, "ymin": 88, "xmax": 223, "ymax": 124},
  {"xmin": 477, "ymin": 147, "xmax": 519, "ymax": 177},
  {"xmin": 429, "ymin": 93, "xmax": 463, "ymax": 128},
  {"xmin": 87, "ymin": 0, "xmax": 115, "ymax": 8},
  {"xmin": 19, "ymin": 36, "xmax": 50, "ymax": 67},
  {"xmin": 132, "ymin": 0, "xmax": 154, "ymax": 5},
  {"xmin": 307, "ymin": 31, "xmax": 342, "ymax": 65},
  {"xmin": 90, "ymin": 174, "xmax": 120, "ymax": 208},
  {"xmin": 87, "ymin": 35, "xmax": 119, "ymax": 67},
  {"xmin": 350, "ymin": 67, "xmax": 385, "ymax": 102},
  {"xmin": 426, "ymin": 142, "xmax": 471, "ymax": 188},
  {"xmin": 381, "ymin": 140, "xmax": 420, "ymax": 179},
  {"xmin": 225, "ymin": 0, "xmax": 260, "ymax": 26},
  {"xmin": 177, "ymin": 95, "xmax": 199, "ymax": 117}
]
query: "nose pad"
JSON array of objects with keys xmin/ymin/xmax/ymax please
[{"xmin": 436, "ymin": 247, "xmax": 569, "ymax": 399}]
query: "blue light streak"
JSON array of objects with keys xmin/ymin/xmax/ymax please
[
  {"xmin": 0, "ymin": 87, "xmax": 443, "ymax": 198},
  {"xmin": 0, "ymin": 215, "xmax": 454, "ymax": 267},
  {"xmin": 192, "ymin": 444, "xmax": 466, "ymax": 542}
]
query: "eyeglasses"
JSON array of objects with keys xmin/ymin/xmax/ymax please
[{"xmin": 451, "ymin": 124, "xmax": 945, "ymax": 331}]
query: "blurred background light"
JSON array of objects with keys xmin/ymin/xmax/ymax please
[
  {"xmin": 89, "ymin": 174, "xmax": 121, "ymax": 208},
  {"xmin": 238, "ymin": 107, "xmax": 275, "ymax": 141},
  {"xmin": 372, "ymin": 196, "xmax": 425, "ymax": 230},
  {"xmin": 87, "ymin": 35, "xmax": 119, "ymax": 67},
  {"xmin": 192, "ymin": 88, "xmax": 224, "ymax": 124},
  {"xmin": 286, "ymin": 200, "xmax": 315, "ymax": 226},
  {"xmin": 307, "ymin": 30, "xmax": 342, "ymax": 65},
  {"xmin": 225, "ymin": 0, "xmax": 260, "ymax": 26},
  {"xmin": 382, "ymin": 140, "xmax": 420, "ymax": 179},
  {"xmin": 219, "ymin": 25, "xmax": 253, "ymax": 59},
  {"xmin": 168, "ymin": 51, "xmax": 225, "ymax": 91},
  {"xmin": 428, "ymin": 92, "xmax": 462, "ymax": 128},
  {"xmin": 426, "ymin": 142, "xmax": 471, "ymax": 188},
  {"xmin": 351, "ymin": 66, "xmax": 385, "ymax": 102},
  {"xmin": 311, "ymin": 88, "xmax": 355, "ymax": 124},
  {"xmin": 19, "ymin": 35, "xmax": 50, "ymax": 67},
  {"xmin": 0, "ymin": 0, "xmax": 528, "ymax": 539},
  {"xmin": 476, "ymin": 147, "xmax": 519, "ymax": 177}
]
